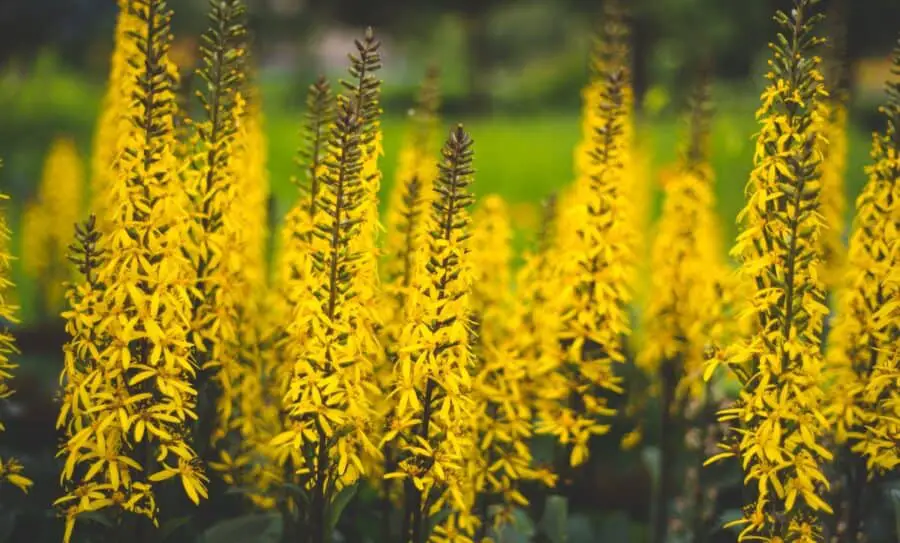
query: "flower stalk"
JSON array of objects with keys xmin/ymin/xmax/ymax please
[{"xmin": 703, "ymin": 1, "xmax": 833, "ymax": 540}]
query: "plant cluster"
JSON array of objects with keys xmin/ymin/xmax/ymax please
[{"xmin": 2, "ymin": 0, "xmax": 898, "ymax": 542}]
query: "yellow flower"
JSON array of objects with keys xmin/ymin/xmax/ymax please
[
  {"xmin": 89, "ymin": 0, "xmax": 139, "ymax": 228},
  {"xmin": 0, "ymin": 161, "xmax": 32, "ymax": 495},
  {"xmin": 56, "ymin": 2, "xmax": 205, "ymax": 538},
  {"xmin": 706, "ymin": 2, "xmax": 832, "ymax": 539},
  {"xmin": 468, "ymin": 194, "xmax": 552, "ymax": 535},
  {"xmin": 385, "ymin": 125, "xmax": 478, "ymax": 542},
  {"xmin": 378, "ymin": 68, "xmax": 441, "ymax": 504},
  {"xmin": 272, "ymin": 28, "xmax": 383, "ymax": 540},
  {"xmin": 21, "ymin": 136, "xmax": 84, "ymax": 316},
  {"xmin": 149, "ymin": 458, "xmax": 210, "ymax": 505},
  {"xmin": 537, "ymin": 5, "xmax": 633, "ymax": 467},
  {"xmin": 183, "ymin": 0, "xmax": 253, "ymax": 470},
  {"xmin": 823, "ymin": 39, "xmax": 900, "ymax": 540}
]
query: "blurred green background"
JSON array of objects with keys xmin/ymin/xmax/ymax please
[{"xmin": 0, "ymin": 0, "xmax": 897, "ymax": 336}]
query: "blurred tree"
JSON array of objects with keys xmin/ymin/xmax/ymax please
[
  {"xmin": 0, "ymin": 0, "xmax": 113, "ymax": 67},
  {"xmin": 307, "ymin": 0, "xmax": 514, "ymax": 112}
]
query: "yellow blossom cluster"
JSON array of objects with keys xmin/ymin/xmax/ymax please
[
  {"xmin": 55, "ymin": 2, "xmax": 206, "ymax": 540},
  {"xmin": 704, "ymin": 2, "xmax": 834, "ymax": 540},
  {"xmin": 384, "ymin": 125, "xmax": 478, "ymax": 542},
  {"xmin": 536, "ymin": 5, "xmax": 634, "ymax": 468},
  {"xmin": 826, "ymin": 39, "xmax": 900, "ymax": 476},
  {"xmin": 21, "ymin": 137, "xmax": 84, "ymax": 315},
  {"xmin": 0, "ymin": 164, "xmax": 32, "ymax": 496}
]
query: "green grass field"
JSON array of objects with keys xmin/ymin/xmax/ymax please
[
  {"xmin": 262, "ymin": 104, "xmax": 874, "ymax": 259},
  {"xmin": 8, "ymin": 91, "xmax": 876, "ymax": 325}
]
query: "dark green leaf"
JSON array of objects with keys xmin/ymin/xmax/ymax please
[
  {"xmin": 539, "ymin": 494, "xmax": 568, "ymax": 543},
  {"xmin": 199, "ymin": 513, "xmax": 282, "ymax": 543},
  {"xmin": 492, "ymin": 506, "xmax": 535, "ymax": 543},
  {"xmin": 328, "ymin": 482, "xmax": 359, "ymax": 532},
  {"xmin": 890, "ymin": 488, "xmax": 900, "ymax": 543},
  {"xmin": 78, "ymin": 511, "xmax": 116, "ymax": 528},
  {"xmin": 159, "ymin": 515, "xmax": 192, "ymax": 541}
]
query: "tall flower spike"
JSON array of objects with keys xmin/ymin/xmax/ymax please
[
  {"xmin": 703, "ymin": 1, "xmax": 833, "ymax": 540},
  {"xmin": 537, "ymin": 7, "xmax": 632, "ymax": 468},
  {"xmin": 387, "ymin": 124, "xmax": 477, "ymax": 543},
  {"xmin": 21, "ymin": 136, "xmax": 84, "ymax": 317},
  {"xmin": 468, "ymin": 194, "xmax": 553, "ymax": 537},
  {"xmin": 343, "ymin": 27, "xmax": 384, "ymax": 380},
  {"xmin": 55, "ymin": 215, "xmax": 108, "ymax": 542},
  {"xmin": 89, "ymin": 0, "xmax": 138, "ymax": 227},
  {"xmin": 379, "ymin": 67, "xmax": 442, "ymax": 437},
  {"xmin": 55, "ymin": 1, "xmax": 206, "ymax": 539},
  {"xmin": 0, "ymin": 161, "xmax": 32, "ymax": 497},
  {"xmin": 264, "ymin": 76, "xmax": 336, "ymax": 529},
  {"xmin": 217, "ymin": 88, "xmax": 280, "ymax": 508},
  {"xmin": 824, "ymin": 36, "xmax": 900, "ymax": 541},
  {"xmin": 186, "ymin": 0, "xmax": 249, "ymax": 459},
  {"xmin": 817, "ymin": 0, "xmax": 850, "ymax": 290},
  {"xmin": 638, "ymin": 69, "xmax": 730, "ymax": 543},
  {"xmin": 516, "ymin": 194, "xmax": 568, "ymax": 433},
  {"xmin": 273, "ymin": 87, "xmax": 380, "ymax": 543},
  {"xmin": 375, "ymin": 72, "xmax": 442, "ymax": 536}
]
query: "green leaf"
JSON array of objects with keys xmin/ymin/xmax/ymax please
[
  {"xmin": 641, "ymin": 446, "xmax": 661, "ymax": 489},
  {"xmin": 426, "ymin": 506, "xmax": 453, "ymax": 539},
  {"xmin": 77, "ymin": 511, "xmax": 116, "ymax": 528},
  {"xmin": 159, "ymin": 515, "xmax": 192, "ymax": 541},
  {"xmin": 327, "ymin": 482, "xmax": 359, "ymax": 532},
  {"xmin": 890, "ymin": 489, "xmax": 900, "ymax": 543},
  {"xmin": 492, "ymin": 506, "xmax": 535, "ymax": 543},
  {"xmin": 539, "ymin": 494, "xmax": 568, "ymax": 543},
  {"xmin": 276, "ymin": 482, "xmax": 311, "ymax": 504},
  {"xmin": 199, "ymin": 513, "xmax": 282, "ymax": 543}
]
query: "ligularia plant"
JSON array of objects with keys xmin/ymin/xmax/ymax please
[
  {"xmin": 704, "ymin": 1, "xmax": 834, "ymax": 540},
  {"xmin": 5, "ymin": 0, "xmax": 900, "ymax": 540},
  {"xmin": 385, "ymin": 124, "xmax": 477, "ymax": 543},
  {"xmin": 185, "ymin": 0, "xmax": 249, "ymax": 460},
  {"xmin": 537, "ymin": 4, "xmax": 633, "ymax": 467},
  {"xmin": 0, "ymin": 161, "xmax": 31, "ymax": 497},
  {"xmin": 639, "ymin": 70, "xmax": 730, "ymax": 543},
  {"xmin": 21, "ymin": 136, "xmax": 84, "ymax": 316},
  {"xmin": 55, "ymin": 1, "xmax": 206, "ymax": 540},
  {"xmin": 271, "ymin": 29, "xmax": 383, "ymax": 543},
  {"xmin": 824, "ymin": 37, "xmax": 900, "ymax": 542}
]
